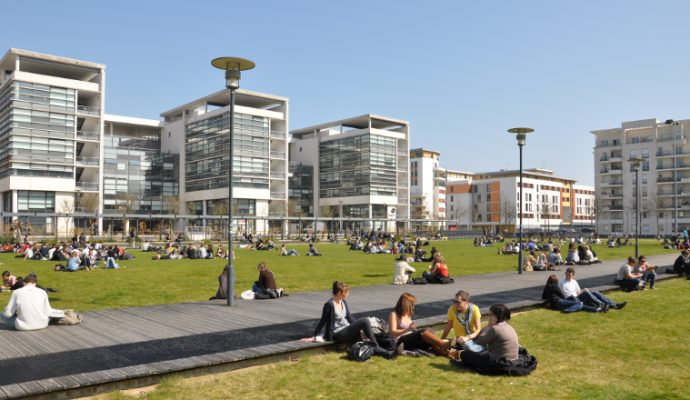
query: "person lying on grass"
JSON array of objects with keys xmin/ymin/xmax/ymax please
[
  {"xmin": 542, "ymin": 274, "xmax": 603, "ymax": 313},
  {"xmin": 561, "ymin": 267, "xmax": 626, "ymax": 310}
]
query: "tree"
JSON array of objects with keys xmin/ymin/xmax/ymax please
[
  {"xmin": 500, "ymin": 200, "xmax": 516, "ymax": 234},
  {"xmin": 60, "ymin": 197, "xmax": 75, "ymax": 238},
  {"xmin": 288, "ymin": 199, "xmax": 304, "ymax": 218}
]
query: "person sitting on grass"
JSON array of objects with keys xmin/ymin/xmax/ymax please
[
  {"xmin": 280, "ymin": 244, "xmax": 299, "ymax": 256},
  {"xmin": 458, "ymin": 304, "xmax": 519, "ymax": 372},
  {"xmin": 542, "ymin": 274, "xmax": 603, "ymax": 313},
  {"xmin": 561, "ymin": 267, "xmax": 626, "ymax": 310},
  {"xmin": 306, "ymin": 243, "xmax": 321, "ymax": 256},
  {"xmin": 2, "ymin": 271, "xmax": 17, "ymax": 289},
  {"xmin": 549, "ymin": 247, "xmax": 564, "ymax": 267},
  {"xmin": 583, "ymin": 245, "xmax": 601, "ymax": 264},
  {"xmin": 389, "ymin": 292, "xmax": 449, "ymax": 356},
  {"xmin": 216, "ymin": 244, "xmax": 226, "ymax": 259},
  {"xmin": 667, "ymin": 249, "xmax": 690, "ymax": 278},
  {"xmin": 635, "ymin": 255, "xmax": 657, "ymax": 289},
  {"xmin": 615, "ymin": 256, "xmax": 644, "ymax": 292},
  {"xmin": 252, "ymin": 262, "xmax": 284, "ymax": 299},
  {"xmin": 441, "ymin": 290, "xmax": 483, "ymax": 355},
  {"xmin": 393, "ymin": 254, "xmax": 416, "ymax": 285},
  {"xmin": 423, "ymin": 254, "xmax": 449, "ymax": 283},
  {"xmin": 1, "ymin": 273, "xmax": 64, "ymax": 331},
  {"xmin": 300, "ymin": 281, "xmax": 396, "ymax": 359}
]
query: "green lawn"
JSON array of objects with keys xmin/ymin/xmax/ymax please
[
  {"xmin": 97, "ymin": 277, "xmax": 690, "ymax": 400},
  {"xmin": 0, "ymin": 239, "xmax": 676, "ymax": 311}
]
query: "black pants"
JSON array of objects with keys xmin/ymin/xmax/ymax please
[
  {"xmin": 461, "ymin": 350, "xmax": 492, "ymax": 370},
  {"xmin": 395, "ymin": 329, "xmax": 428, "ymax": 351},
  {"xmin": 333, "ymin": 318, "xmax": 378, "ymax": 346}
]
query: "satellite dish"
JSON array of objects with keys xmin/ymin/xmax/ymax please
[{"xmin": 390, "ymin": 207, "xmax": 396, "ymax": 214}]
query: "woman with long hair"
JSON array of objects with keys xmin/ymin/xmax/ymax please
[{"xmin": 389, "ymin": 292, "xmax": 450, "ymax": 356}]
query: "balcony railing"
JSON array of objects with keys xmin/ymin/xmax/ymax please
[
  {"xmin": 270, "ymin": 131, "xmax": 285, "ymax": 139},
  {"xmin": 270, "ymin": 172, "xmax": 286, "ymax": 179},
  {"xmin": 270, "ymin": 191, "xmax": 286, "ymax": 199},
  {"xmin": 75, "ymin": 182, "xmax": 99, "ymax": 191},
  {"xmin": 76, "ymin": 131, "xmax": 100, "ymax": 141},
  {"xmin": 77, "ymin": 105, "xmax": 100, "ymax": 115},
  {"xmin": 75, "ymin": 156, "xmax": 99, "ymax": 166},
  {"xmin": 270, "ymin": 151, "xmax": 286, "ymax": 159}
]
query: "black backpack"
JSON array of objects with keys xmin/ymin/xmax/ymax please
[
  {"xmin": 476, "ymin": 347, "xmax": 538, "ymax": 376},
  {"xmin": 348, "ymin": 341, "xmax": 376, "ymax": 362}
]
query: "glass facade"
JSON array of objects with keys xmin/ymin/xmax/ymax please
[
  {"xmin": 206, "ymin": 198, "xmax": 256, "ymax": 216},
  {"xmin": 15, "ymin": 191, "xmax": 55, "ymax": 235},
  {"xmin": 319, "ymin": 134, "xmax": 397, "ymax": 198},
  {"xmin": 185, "ymin": 112, "xmax": 270, "ymax": 192},
  {"xmin": 0, "ymin": 81, "xmax": 76, "ymax": 178},
  {"xmin": 103, "ymin": 135, "xmax": 179, "ymax": 214},
  {"xmin": 288, "ymin": 163, "xmax": 314, "ymax": 216}
]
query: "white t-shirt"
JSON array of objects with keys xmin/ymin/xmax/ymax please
[
  {"xmin": 617, "ymin": 264, "xmax": 632, "ymax": 281},
  {"xmin": 559, "ymin": 278, "xmax": 581, "ymax": 298},
  {"xmin": 2, "ymin": 285, "xmax": 62, "ymax": 331}
]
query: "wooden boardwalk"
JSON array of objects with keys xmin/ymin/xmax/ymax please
[{"xmin": 0, "ymin": 253, "xmax": 679, "ymax": 399}]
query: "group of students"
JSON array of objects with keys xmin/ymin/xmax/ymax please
[
  {"xmin": 302, "ymin": 282, "xmax": 522, "ymax": 373},
  {"xmin": 393, "ymin": 249, "xmax": 450, "ymax": 284}
]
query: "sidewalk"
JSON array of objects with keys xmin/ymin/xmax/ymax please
[{"xmin": 0, "ymin": 253, "xmax": 680, "ymax": 399}]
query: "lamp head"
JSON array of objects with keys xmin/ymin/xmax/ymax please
[
  {"xmin": 507, "ymin": 127, "xmax": 534, "ymax": 146},
  {"xmin": 211, "ymin": 57, "xmax": 255, "ymax": 91}
]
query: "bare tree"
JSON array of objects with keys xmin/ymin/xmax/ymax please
[
  {"xmin": 59, "ymin": 198, "xmax": 75, "ymax": 239},
  {"xmin": 500, "ymin": 200, "xmax": 516, "ymax": 234},
  {"xmin": 288, "ymin": 199, "xmax": 304, "ymax": 218}
]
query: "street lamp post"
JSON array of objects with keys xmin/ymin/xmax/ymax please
[
  {"xmin": 630, "ymin": 157, "xmax": 643, "ymax": 259},
  {"xmin": 508, "ymin": 127, "xmax": 534, "ymax": 274},
  {"xmin": 212, "ymin": 56, "xmax": 255, "ymax": 306}
]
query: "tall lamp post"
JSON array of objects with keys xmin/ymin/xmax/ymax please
[
  {"xmin": 212, "ymin": 56, "xmax": 255, "ymax": 306},
  {"xmin": 630, "ymin": 157, "xmax": 643, "ymax": 258},
  {"xmin": 508, "ymin": 127, "xmax": 534, "ymax": 274}
]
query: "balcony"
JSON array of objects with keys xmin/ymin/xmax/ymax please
[
  {"xmin": 270, "ymin": 151, "xmax": 286, "ymax": 159},
  {"xmin": 602, "ymin": 180, "xmax": 623, "ymax": 186},
  {"xmin": 75, "ymin": 182, "xmax": 99, "ymax": 191},
  {"xmin": 270, "ymin": 131, "xmax": 286, "ymax": 139},
  {"xmin": 270, "ymin": 191, "xmax": 286, "ymax": 199},
  {"xmin": 270, "ymin": 171, "xmax": 286, "ymax": 179},
  {"xmin": 75, "ymin": 156, "xmax": 99, "ymax": 166},
  {"xmin": 76, "ymin": 131, "xmax": 100, "ymax": 141},
  {"xmin": 77, "ymin": 105, "xmax": 100, "ymax": 115}
]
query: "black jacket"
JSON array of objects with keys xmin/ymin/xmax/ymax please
[
  {"xmin": 313, "ymin": 299, "xmax": 355, "ymax": 341},
  {"xmin": 541, "ymin": 283, "xmax": 565, "ymax": 309}
]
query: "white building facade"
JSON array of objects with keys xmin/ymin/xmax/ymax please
[
  {"xmin": 592, "ymin": 118, "xmax": 689, "ymax": 236},
  {"xmin": 446, "ymin": 169, "xmax": 595, "ymax": 233},
  {"xmin": 161, "ymin": 90, "xmax": 289, "ymax": 237},
  {"xmin": 289, "ymin": 114, "xmax": 410, "ymax": 233},
  {"xmin": 409, "ymin": 148, "xmax": 446, "ymax": 225}
]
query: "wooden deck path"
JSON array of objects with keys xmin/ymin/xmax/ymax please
[{"xmin": 0, "ymin": 253, "xmax": 680, "ymax": 399}]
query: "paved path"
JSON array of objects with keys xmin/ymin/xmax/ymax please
[{"xmin": 0, "ymin": 253, "xmax": 680, "ymax": 399}]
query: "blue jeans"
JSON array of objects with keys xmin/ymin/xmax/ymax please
[
  {"xmin": 0, "ymin": 313, "xmax": 16, "ymax": 328},
  {"xmin": 642, "ymin": 270, "xmax": 657, "ymax": 288},
  {"xmin": 577, "ymin": 290, "xmax": 616, "ymax": 307},
  {"xmin": 106, "ymin": 257, "xmax": 120, "ymax": 269},
  {"xmin": 461, "ymin": 339, "xmax": 485, "ymax": 353}
]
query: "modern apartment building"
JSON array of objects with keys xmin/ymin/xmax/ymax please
[
  {"xmin": 409, "ymin": 148, "xmax": 447, "ymax": 225},
  {"xmin": 289, "ymin": 114, "xmax": 410, "ymax": 232},
  {"xmin": 0, "ymin": 48, "xmax": 289, "ymax": 238},
  {"xmin": 592, "ymin": 118, "xmax": 689, "ymax": 236},
  {"xmin": 445, "ymin": 168, "xmax": 595, "ymax": 233},
  {"xmin": 0, "ymin": 48, "xmax": 108, "ymax": 235},
  {"xmin": 161, "ymin": 89, "xmax": 289, "ymax": 236}
]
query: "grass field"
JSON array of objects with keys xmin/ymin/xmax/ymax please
[
  {"xmin": 0, "ymin": 239, "xmax": 677, "ymax": 311},
  {"xmin": 95, "ymin": 277, "xmax": 690, "ymax": 400}
]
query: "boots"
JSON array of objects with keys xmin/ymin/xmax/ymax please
[{"xmin": 420, "ymin": 329, "xmax": 450, "ymax": 356}]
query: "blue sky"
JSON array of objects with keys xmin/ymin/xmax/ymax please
[{"xmin": 3, "ymin": 0, "xmax": 690, "ymax": 185}]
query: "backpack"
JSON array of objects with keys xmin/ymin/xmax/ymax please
[
  {"xmin": 368, "ymin": 317, "xmax": 386, "ymax": 335},
  {"xmin": 475, "ymin": 346, "xmax": 538, "ymax": 376},
  {"xmin": 439, "ymin": 277, "xmax": 455, "ymax": 284},
  {"xmin": 348, "ymin": 341, "xmax": 376, "ymax": 362},
  {"xmin": 412, "ymin": 277, "xmax": 427, "ymax": 285},
  {"xmin": 55, "ymin": 309, "xmax": 83, "ymax": 326}
]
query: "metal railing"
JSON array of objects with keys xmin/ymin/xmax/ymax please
[
  {"xmin": 77, "ymin": 105, "xmax": 100, "ymax": 115},
  {"xmin": 75, "ymin": 156, "xmax": 99, "ymax": 165},
  {"xmin": 75, "ymin": 182, "xmax": 99, "ymax": 191},
  {"xmin": 76, "ymin": 131, "xmax": 100, "ymax": 141}
]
